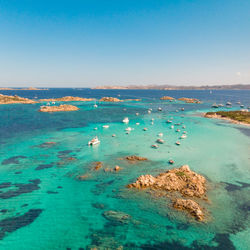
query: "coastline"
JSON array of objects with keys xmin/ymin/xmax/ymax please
[{"xmin": 204, "ymin": 113, "xmax": 250, "ymax": 127}]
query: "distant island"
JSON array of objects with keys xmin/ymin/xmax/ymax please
[
  {"xmin": 93, "ymin": 84, "xmax": 250, "ymax": 90},
  {"xmin": 0, "ymin": 87, "xmax": 48, "ymax": 90},
  {"xmin": 0, "ymin": 94, "xmax": 37, "ymax": 104}
]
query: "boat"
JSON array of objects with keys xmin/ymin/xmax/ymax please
[
  {"xmin": 176, "ymin": 141, "xmax": 181, "ymax": 145},
  {"xmin": 112, "ymin": 134, "xmax": 116, "ymax": 137},
  {"xmin": 123, "ymin": 117, "xmax": 129, "ymax": 123},
  {"xmin": 236, "ymin": 101, "xmax": 241, "ymax": 104},
  {"xmin": 151, "ymin": 118, "xmax": 155, "ymax": 121},
  {"xmin": 176, "ymin": 110, "xmax": 179, "ymax": 112},
  {"xmin": 158, "ymin": 107, "xmax": 162, "ymax": 111},
  {"xmin": 166, "ymin": 120, "xmax": 172, "ymax": 123},
  {"xmin": 136, "ymin": 122, "xmax": 140, "ymax": 125},
  {"xmin": 46, "ymin": 102, "xmax": 50, "ymax": 106},
  {"xmin": 151, "ymin": 121, "xmax": 154, "ymax": 125},
  {"xmin": 151, "ymin": 144, "xmax": 159, "ymax": 149},
  {"xmin": 136, "ymin": 113, "xmax": 139, "ymax": 116},
  {"xmin": 169, "ymin": 160, "xmax": 174, "ymax": 164},
  {"xmin": 181, "ymin": 108, "xmax": 184, "ymax": 111},
  {"xmin": 158, "ymin": 133, "xmax": 163, "ymax": 137},
  {"xmin": 226, "ymin": 102, "xmax": 232, "ymax": 106},
  {"xmin": 94, "ymin": 127, "xmax": 98, "ymax": 130},
  {"xmin": 170, "ymin": 125, "xmax": 174, "ymax": 129},
  {"xmin": 148, "ymin": 110, "xmax": 151, "ymax": 114},
  {"xmin": 125, "ymin": 127, "xmax": 133, "ymax": 131},
  {"xmin": 176, "ymin": 129, "xmax": 180, "ymax": 132},
  {"xmin": 240, "ymin": 104, "xmax": 244, "ymax": 108},
  {"xmin": 143, "ymin": 128, "xmax": 148, "ymax": 131},
  {"xmin": 183, "ymin": 131, "xmax": 187, "ymax": 134},
  {"xmin": 180, "ymin": 134, "xmax": 187, "ymax": 139},
  {"xmin": 52, "ymin": 101, "xmax": 56, "ymax": 104},
  {"xmin": 182, "ymin": 125, "xmax": 186, "ymax": 129},
  {"xmin": 156, "ymin": 139, "xmax": 164, "ymax": 144},
  {"xmin": 212, "ymin": 103, "xmax": 219, "ymax": 108},
  {"xmin": 218, "ymin": 104, "xmax": 224, "ymax": 107},
  {"xmin": 93, "ymin": 104, "xmax": 98, "ymax": 108},
  {"xmin": 102, "ymin": 125, "xmax": 109, "ymax": 128},
  {"xmin": 88, "ymin": 136, "xmax": 100, "ymax": 146}
]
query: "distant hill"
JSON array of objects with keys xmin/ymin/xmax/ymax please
[{"xmin": 93, "ymin": 84, "xmax": 250, "ymax": 90}]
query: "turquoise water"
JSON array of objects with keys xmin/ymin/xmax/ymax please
[{"xmin": 0, "ymin": 89, "xmax": 249, "ymax": 249}]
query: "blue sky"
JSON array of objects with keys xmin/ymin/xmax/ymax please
[{"xmin": 0, "ymin": 0, "xmax": 249, "ymax": 87}]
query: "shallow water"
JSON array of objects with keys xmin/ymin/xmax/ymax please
[{"xmin": 0, "ymin": 89, "xmax": 249, "ymax": 249}]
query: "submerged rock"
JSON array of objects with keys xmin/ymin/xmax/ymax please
[
  {"xmin": 173, "ymin": 199, "xmax": 204, "ymax": 221},
  {"xmin": 123, "ymin": 155, "xmax": 148, "ymax": 162},
  {"xmin": 102, "ymin": 210, "xmax": 131, "ymax": 224}
]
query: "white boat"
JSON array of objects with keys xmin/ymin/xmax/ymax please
[
  {"xmin": 158, "ymin": 133, "xmax": 163, "ymax": 137},
  {"xmin": 94, "ymin": 127, "xmax": 98, "ymax": 130},
  {"xmin": 112, "ymin": 134, "xmax": 116, "ymax": 137},
  {"xmin": 151, "ymin": 144, "xmax": 158, "ymax": 149},
  {"xmin": 240, "ymin": 104, "xmax": 244, "ymax": 108},
  {"xmin": 123, "ymin": 117, "xmax": 129, "ymax": 123},
  {"xmin": 136, "ymin": 113, "xmax": 139, "ymax": 116},
  {"xmin": 94, "ymin": 104, "xmax": 98, "ymax": 108},
  {"xmin": 170, "ymin": 125, "xmax": 174, "ymax": 129},
  {"xmin": 102, "ymin": 125, "xmax": 109, "ymax": 128},
  {"xmin": 52, "ymin": 101, "xmax": 56, "ymax": 104},
  {"xmin": 158, "ymin": 107, "xmax": 162, "ymax": 111},
  {"xmin": 125, "ymin": 127, "xmax": 133, "ymax": 131},
  {"xmin": 88, "ymin": 136, "xmax": 100, "ymax": 146},
  {"xmin": 156, "ymin": 139, "xmax": 164, "ymax": 144},
  {"xmin": 176, "ymin": 141, "xmax": 181, "ymax": 146},
  {"xmin": 212, "ymin": 103, "xmax": 219, "ymax": 108},
  {"xmin": 143, "ymin": 128, "xmax": 148, "ymax": 131},
  {"xmin": 182, "ymin": 125, "xmax": 186, "ymax": 129},
  {"xmin": 169, "ymin": 160, "xmax": 174, "ymax": 164},
  {"xmin": 148, "ymin": 110, "xmax": 151, "ymax": 114},
  {"xmin": 180, "ymin": 134, "xmax": 187, "ymax": 139},
  {"xmin": 176, "ymin": 129, "xmax": 180, "ymax": 132},
  {"xmin": 181, "ymin": 108, "xmax": 184, "ymax": 111},
  {"xmin": 151, "ymin": 118, "xmax": 155, "ymax": 121},
  {"xmin": 46, "ymin": 102, "xmax": 50, "ymax": 106},
  {"xmin": 136, "ymin": 123, "xmax": 140, "ymax": 125},
  {"xmin": 166, "ymin": 120, "xmax": 172, "ymax": 123},
  {"xmin": 226, "ymin": 102, "xmax": 232, "ymax": 106}
]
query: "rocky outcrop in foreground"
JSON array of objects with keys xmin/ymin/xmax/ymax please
[
  {"xmin": 178, "ymin": 97, "xmax": 201, "ymax": 103},
  {"xmin": 127, "ymin": 165, "xmax": 207, "ymax": 221},
  {"xmin": 99, "ymin": 97, "xmax": 122, "ymax": 102},
  {"xmin": 40, "ymin": 96, "xmax": 94, "ymax": 102},
  {"xmin": 0, "ymin": 94, "xmax": 37, "ymax": 104},
  {"xmin": 39, "ymin": 104, "xmax": 79, "ymax": 112},
  {"xmin": 160, "ymin": 96, "xmax": 175, "ymax": 100}
]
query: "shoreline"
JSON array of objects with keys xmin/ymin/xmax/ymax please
[{"xmin": 204, "ymin": 113, "xmax": 250, "ymax": 127}]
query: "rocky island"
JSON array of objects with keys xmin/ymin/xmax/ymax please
[
  {"xmin": 40, "ymin": 96, "xmax": 94, "ymax": 102},
  {"xmin": 205, "ymin": 111, "xmax": 250, "ymax": 126},
  {"xmin": 99, "ymin": 97, "xmax": 122, "ymax": 102},
  {"xmin": 160, "ymin": 96, "xmax": 175, "ymax": 100},
  {"xmin": 127, "ymin": 165, "xmax": 207, "ymax": 221},
  {"xmin": 39, "ymin": 104, "xmax": 79, "ymax": 112},
  {"xmin": 178, "ymin": 97, "xmax": 201, "ymax": 103},
  {"xmin": 0, "ymin": 94, "xmax": 37, "ymax": 104}
]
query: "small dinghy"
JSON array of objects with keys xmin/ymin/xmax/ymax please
[
  {"xmin": 169, "ymin": 160, "xmax": 174, "ymax": 164},
  {"xmin": 156, "ymin": 139, "xmax": 164, "ymax": 144},
  {"xmin": 136, "ymin": 122, "xmax": 140, "ymax": 125},
  {"xmin": 166, "ymin": 120, "xmax": 172, "ymax": 123},
  {"xmin": 112, "ymin": 134, "xmax": 116, "ymax": 137},
  {"xmin": 176, "ymin": 141, "xmax": 181, "ymax": 146},
  {"xmin": 88, "ymin": 136, "xmax": 100, "ymax": 146},
  {"xmin": 123, "ymin": 117, "xmax": 129, "ymax": 123},
  {"xmin": 151, "ymin": 144, "xmax": 159, "ymax": 149},
  {"xmin": 180, "ymin": 134, "xmax": 187, "ymax": 139},
  {"xmin": 103, "ymin": 125, "xmax": 109, "ymax": 128},
  {"xmin": 158, "ymin": 133, "xmax": 163, "ymax": 137}
]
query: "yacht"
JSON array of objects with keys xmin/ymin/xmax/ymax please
[
  {"xmin": 88, "ymin": 136, "xmax": 100, "ymax": 146},
  {"xmin": 102, "ymin": 125, "xmax": 109, "ymax": 128},
  {"xmin": 226, "ymin": 102, "xmax": 232, "ymax": 106},
  {"xmin": 123, "ymin": 117, "xmax": 129, "ymax": 123},
  {"xmin": 212, "ymin": 103, "xmax": 219, "ymax": 108}
]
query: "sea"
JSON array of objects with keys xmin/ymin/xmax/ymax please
[{"xmin": 0, "ymin": 88, "xmax": 249, "ymax": 250}]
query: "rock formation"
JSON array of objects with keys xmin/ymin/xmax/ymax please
[
  {"xmin": 178, "ymin": 97, "xmax": 201, "ymax": 103},
  {"xmin": 160, "ymin": 96, "xmax": 175, "ymax": 100},
  {"xmin": 40, "ymin": 96, "xmax": 94, "ymax": 102},
  {"xmin": 123, "ymin": 155, "xmax": 148, "ymax": 163},
  {"xmin": 127, "ymin": 165, "xmax": 207, "ymax": 221},
  {"xmin": 0, "ymin": 94, "xmax": 37, "ymax": 104},
  {"xmin": 173, "ymin": 199, "xmax": 204, "ymax": 221},
  {"xmin": 39, "ymin": 104, "xmax": 79, "ymax": 112},
  {"xmin": 93, "ymin": 161, "xmax": 103, "ymax": 171},
  {"xmin": 102, "ymin": 210, "xmax": 131, "ymax": 224},
  {"xmin": 99, "ymin": 97, "xmax": 122, "ymax": 102}
]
